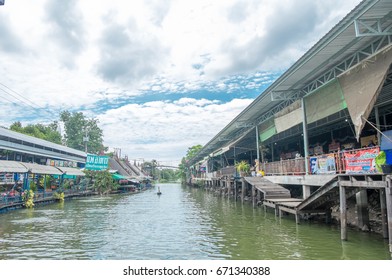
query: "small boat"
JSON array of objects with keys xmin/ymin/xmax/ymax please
[{"xmin": 157, "ymin": 187, "xmax": 162, "ymax": 195}]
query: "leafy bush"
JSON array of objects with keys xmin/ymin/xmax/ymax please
[
  {"xmin": 53, "ymin": 191, "xmax": 65, "ymax": 202},
  {"xmin": 22, "ymin": 190, "xmax": 35, "ymax": 208}
]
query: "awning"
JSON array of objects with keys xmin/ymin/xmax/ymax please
[
  {"xmin": 338, "ymin": 46, "xmax": 392, "ymax": 140},
  {"xmin": 0, "ymin": 160, "xmax": 28, "ymax": 173},
  {"xmin": 112, "ymin": 173, "xmax": 128, "ymax": 180},
  {"xmin": 56, "ymin": 166, "xmax": 85, "ymax": 176},
  {"xmin": 20, "ymin": 162, "xmax": 62, "ymax": 175}
]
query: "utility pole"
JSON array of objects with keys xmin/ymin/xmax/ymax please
[{"xmin": 83, "ymin": 128, "xmax": 89, "ymax": 153}]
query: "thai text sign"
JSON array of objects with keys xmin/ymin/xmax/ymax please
[
  {"xmin": 344, "ymin": 147, "xmax": 379, "ymax": 174},
  {"xmin": 310, "ymin": 154, "xmax": 336, "ymax": 174},
  {"xmin": 85, "ymin": 154, "xmax": 109, "ymax": 170}
]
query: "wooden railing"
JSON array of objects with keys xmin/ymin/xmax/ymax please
[
  {"xmin": 190, "ymin": 146, "xmax": 382, "ymax": 179},
  {"xmin": 263, "ymin": 146, "xmax": 381, "ymax": 176}
]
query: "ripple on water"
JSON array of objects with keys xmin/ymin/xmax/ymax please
[{"xmin": 0, "ymin": 184, "xmax": 390, "ymax": 260}]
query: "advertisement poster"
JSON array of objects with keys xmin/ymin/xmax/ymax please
[
  {"xmin": 310, "ymin": 154, "xmax": 336, "ymax": 174},
  {"xmin": 344, "ymin": 147, "xmax": 379, "ymax": 174}
]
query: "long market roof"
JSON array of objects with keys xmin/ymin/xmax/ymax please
[
  {"xmin": 188, "ymin": 0, "xmax": 392, "ymax": 166},
  {"xmin": 0, "ymin": 126, "xmax": 86, "ymax": 162},
  {"xmin": 0, "ymin": 160, "xmax": 85, "ymax": 176}
]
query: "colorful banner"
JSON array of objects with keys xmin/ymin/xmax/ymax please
[
  {"xmin": 85, "ymin": 154, "xmax": 109, "ymax": 170},
  {"xmin": 310, "ymin": 154, "xmax": 336, "ymax": 174},
  {"xmin": 344, "ymin": 147, "xmax": 379, "ymax": 174}
]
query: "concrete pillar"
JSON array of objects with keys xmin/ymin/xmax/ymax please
[
  {"xmin": 380, "ymin": 188, "xmax": 388, "ymax": 239},
  {"xmin": 356, "ymin": 190, "xmax": 369, "ymax": 230},
  {"xmin": 302, "ymin": 185, "xmax": 311, "ymax": 199},
  {"xmin": 339, "ymin": 185, "xmax": 347, "ymax": 241},
  {"xmin": 301, "ymin": 97, "xmax": 309, "ymax": 174},
  {"xmin": 386, "ymin": 177, "xmax": 392, "ymax": 255}
]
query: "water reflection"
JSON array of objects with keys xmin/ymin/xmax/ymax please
[{"xmin": 0, "ymin": 183, "xmax": 390, "ymax": 260}]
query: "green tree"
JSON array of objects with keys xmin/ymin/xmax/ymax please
[
  {"xmin": 60, "ymin": 110, "xmax": 106, "ymax": 154},
  {"xmin": 84, "ymin": 170, "xmax": 118, "ymax": 194},
  {"xmin": 9, "ymin": 121, "xmax": 62, "ymax": 144},
  {"xmin": 186, "ymin": 144, "xmax": 203, "ymax": 160},
  {"xmin": 179, "ymin": 144, "xmax": 203, "ymax": 182}
]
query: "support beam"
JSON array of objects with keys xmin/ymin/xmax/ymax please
[
  {"xmin": 356, "ymin": 190, "xmax": 369, "ymax": 230},
  {"xmin": 301, "ymin": 98, "xmax": 309, "ymax": 174},
  {"xmin": 380, "ymin": 188, "xmax": 388, "ymax": 239},
  {"xmin": 386, "ymin": 177, "xmax": 392, "ymax": 255},
  {"xmin": 340, "ymin": 185, "xmax": 348, "ymax": 241},
  {"xmin": 255, "ymin": 125, "xmax": 260, "ymax": 161},
  {"xmin": 302, "ymin": 185, "xmax": 311, "ymax": 199},
  {"xmin": 241, "ymin": 178, "xmax": 245, "ymax": 203},
  {"xmin": 354, "ymin": 18, "xmax": 392, "ymax": 37},
  {"xmin": 252, "ymin": 186, "xmax": 256, "ymax": 208},
  {"xmin": 375, "ymin": 106, "xmax": 381, "ymax": 144},
  {"xmin": 234, "ymin": 180, "xmax": 237, "ymax": 201}
]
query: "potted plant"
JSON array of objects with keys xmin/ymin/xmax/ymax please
[{"xmin": 235, "ymin": 160, "xmax": 250, "ymax": 177}]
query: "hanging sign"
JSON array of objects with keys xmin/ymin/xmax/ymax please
[{"xmin": 85, "ymin": 154, "xmax": 109, "ymax": 170}]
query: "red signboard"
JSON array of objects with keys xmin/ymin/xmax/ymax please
[{"xmin": 344, "ymin": 147, "xmax": 379, "ymax": 174}]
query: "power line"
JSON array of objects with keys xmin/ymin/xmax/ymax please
[{"xmin": 0, "ymin": 81, "xmax": 60, "ymax": 123}]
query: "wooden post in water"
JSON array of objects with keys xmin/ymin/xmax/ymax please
[
  {"xmin": 386, "ymin": 177, "xmax": 392, "ymax": 255},
  {"xmin": 252, "ymin": 186, "xmax": 256, "ymax": 208},
  {"xmin": 295, "ymin": 212, "xmax": 300, "ymax": 224},
  {"xmin": 227, "ymin": 178, "xmax": 231, "ymax": 199},
  {"xmin": 380, "ymin": 188, "xmax": 388, "ymax": 239},
  {"xmin": 234, "ymin": 180, "xmax": 237, "ymax": 201},
  {"xmin": 241, "ymin": 178, "xmax": 245, "ymax": 203},
  {"xmin": 339, "ymin": 184, "xmax": 347, "ymax": 241}
]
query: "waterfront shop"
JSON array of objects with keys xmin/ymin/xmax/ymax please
[{"xmin": 187, "ymin": 0, "xmax": 392, "ymax": 256}]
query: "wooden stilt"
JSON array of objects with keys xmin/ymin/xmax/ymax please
[
  {"xmin": 339, "ymin": 185, "xmax": 347, "ymax": 241},
  {"xmin": 386, "ymin": 177, "xmax": 392, "ymax": 255},
  {"xmin": 380, "ymin": 188, "xmax": 388, "ymax": 239},
  {"xmin": 295, "ymin": 213, "xmax": 299, "ymax": 224},
  {"xmin": 252, "ymin": 186, "xmax": 256, "ymax": 208},
  {"xmin": 241, "ymin": 178, "xmax": 246, "ymax": 203}
]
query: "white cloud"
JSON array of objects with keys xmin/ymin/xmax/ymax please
[
  {"xmin": 0, "ymin": 0, "xmax": 363, "ymax": 163},
  {"xmin": 99, "ymin": 98, "xmax": 253, "ymax": 163}
]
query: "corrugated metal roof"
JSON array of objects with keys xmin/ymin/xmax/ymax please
[
  {"xmin": 20, "ymin": 162, "xmax": 63, "ymax": 175},
  {"xmin": 189, "ymin": 0, "xmax": 392, "ymax": 166},
  {"xmin": 56, "ymin": 166, "xmax": 85, "ymax": 176},
  {"xmin": 0, "ymin": 160, "xmax": 28, "ymax": 173},
  {"xmin": 0, "ymin": 127, "xmax": 86, "ymax": 158}
]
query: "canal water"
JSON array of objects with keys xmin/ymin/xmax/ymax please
[{"xmin": 0, "ymin": 183, "xmax": 390, "ymax": 260}]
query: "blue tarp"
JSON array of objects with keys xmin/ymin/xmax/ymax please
[{"xmin": 380, "ymin": 130, "xmax": 392, "ymax": 150}]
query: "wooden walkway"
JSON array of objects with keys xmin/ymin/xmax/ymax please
[{"xmin": 244, "ymin": 176, "xmax": 291, "ymax": 199}]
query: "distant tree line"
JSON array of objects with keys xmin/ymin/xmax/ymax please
[{"xmin": 9, "ymin": 110, "xmax": 106, "ymax": 154}]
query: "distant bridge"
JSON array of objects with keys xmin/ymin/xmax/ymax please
[{"xmin": 157, "ymin": 165, "xmax": 179, "ymax": 169}]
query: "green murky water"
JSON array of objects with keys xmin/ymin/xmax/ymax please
[{"xmin": 0, "ymin": 183, "xmax": 390, "ymax": 259}]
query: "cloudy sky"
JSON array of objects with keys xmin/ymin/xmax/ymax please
[{"xmin": 0, "ymin": 0, "xmax": 361, "ymax": 165}]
